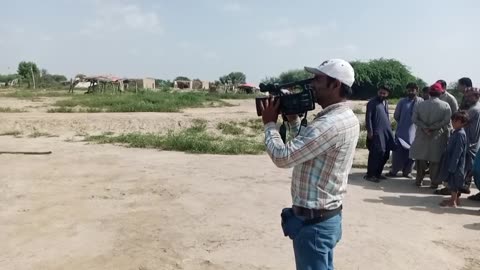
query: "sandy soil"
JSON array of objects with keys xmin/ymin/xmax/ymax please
[
  {"xmin": 0, "ymin": 98, "xmax": 368, "ymax": 136},
  {"xmin": 1, "ymin": 97, "xmax": 479, "ymax": 270}
]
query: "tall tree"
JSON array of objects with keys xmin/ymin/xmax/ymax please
[
  {"xmin": 174, "ymin": 76, "xmax": 190, "ymax": 81},
  {"xmin": 261, "ymin": 69, "xmax": 311, "ymax": 85},
  {"xmin": 219, "ymin": 72, "xmax": 246, "ymax": 85},
  {"xmin": 350, "ymin": 58, "xmax": 420, "ymax": 99},
  {"xmin": 277, "ymin": 69, "xmax": 311, "ymax": 84},
  {"xmin": 0, "ymin": 74, "xmax": 19, "ymax": 83},
  {"xmin": 17, "ymin": 61, "xmax": 39, "ymax": 88}
]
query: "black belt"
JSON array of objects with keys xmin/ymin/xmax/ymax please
[{"xmin": 292, "ymin": 205, "xmax": 342, "ymax": 224}]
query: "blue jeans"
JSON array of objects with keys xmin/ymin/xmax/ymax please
[{"xmin": 292, "ymin": 213, "xmax": 342, "ymax": 270}]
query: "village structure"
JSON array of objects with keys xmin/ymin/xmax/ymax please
[{"xmin": 67, "ymin": 74, "xmax": 258, "ymax": 94}]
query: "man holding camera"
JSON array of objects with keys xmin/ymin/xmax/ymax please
[{"xmin": 259, "ymin": 59, "xmax": 359, "ymax": 270}]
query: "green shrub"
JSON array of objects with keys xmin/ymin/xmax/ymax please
[
  {"xmin": 217, "ymin": 122, "xmax": 244, "ymax": 135},
  {"xmin": 86, "ymin": 123, "xmax": 264, "ymax": 155},
  {"xmin": 52, "ymin": 91, "xmax": 237, "ymax": 112}
]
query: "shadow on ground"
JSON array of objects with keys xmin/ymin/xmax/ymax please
[
  {"xmin": 348, "ymin": 172, "xmax": 441, "ymax": 195},
  {"xmin": 348, "ymin": 172, "xmax": 480, "ymax": 216},
  {"xmin": 464, "ymin": 223, "xmax": 480, "ymax": 231}
]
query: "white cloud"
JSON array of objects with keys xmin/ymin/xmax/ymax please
[
  {"xmin": 222, "ymin": 2, "xmax": 244, "ymax": 13},
  {"xmin": 40, "ymin": 34, "xmax": 53, "ymax": 42},
  {"xmin": 203, "ymin": 51, "xmax": 219, "ymax": 60},
  {"xmin": 258, "ymin": 21, "xmax": 337, "ymax": 48},
  {"xmin": 258, "ymin": 28, "xmax": 297, "ymax": 48},
  {"xmin": 11, "ymin": 27, "xmax": 26, "ymax": 34},
  {"xmin": 343, "ymin": 44, "xmax": 358, "ymax": 53},
  {"xmin": 0, "ymin": 24, "xmax": 26, "ymax": 36},
  {"xmin": 179, "ymin": 41, "xmax": 192, "ymax": 50},
  {"xmin": 128, "ymin": 48, "xmax": 140, "ymax": 56},
  {"xmin": 81, "ymin": 1, "xmax": 162, "ymax": 36},
  {"xmin": 259, "ymin": 26, "xmax": 324, "ymax": 48}
]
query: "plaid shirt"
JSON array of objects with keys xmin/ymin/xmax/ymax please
[{"xmin": 264, "ymin": 102, "xmax": 360, "ymax": 210}]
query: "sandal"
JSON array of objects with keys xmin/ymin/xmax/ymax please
[
  {"xmin": 439, "ymin": 199, "xmax": 457, "ymax": 208},
  {"xmin": 434, "ymin": 187, "xmax": 451, "ymax": 195}
]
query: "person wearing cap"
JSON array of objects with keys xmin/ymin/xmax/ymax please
[
  {"xmin": 437, "ymin": 79, "xmax": 459, "ymax": 114},
  {"xmin": 410, "ymin": 83, "xmax": 452, "ymax": 187},
  {"xmin": 364, "ymin": 84, "xmax": 395, "ymax": 182},
  {"xmin": 386, "ymin": 83, "xmax": 423, "ymax": 179},
  {"xmin": 259, "ymin": 59, "xmax": 359, "ymax": 270}
]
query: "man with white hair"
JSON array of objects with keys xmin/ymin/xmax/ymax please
[{"xmin": 259, "ymin": 59, "xmax": 359, "ymax": 270}]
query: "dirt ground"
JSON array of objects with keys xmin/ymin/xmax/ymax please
[{"xmin": 1, "ymin": 97, "xmax": 479, "ymax": 270}]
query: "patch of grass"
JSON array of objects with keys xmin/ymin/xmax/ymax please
[
  {"xmin": 216, "ymin": 122, "xmax": 244, "ymax": 135},
  {"xmin": 86, "ymin": 121, "xmax": 265, "ymax": 155},
  {"xmin": 391, "ymin": 120, "xmax": 397, "ymax": 131},
  {"xmin": 352, "ymin": 163, "xmax": 368, "ymax": 169},
  {"xmin": 48, "ymin": 107, "xmax": 104, "ymax": 113},
  {"xmin": 52, "ymin": 91, "xmax": 237, "ymax": 112},
  {"xmin": 360, "ymin": 121, "xmax": 367, "ymax": 132},
  {"xmin": 208, "ymin": 92, "xmax": 255, "ymax": 100},
  {"xmin": 352, "ymin": 107, "xmax": 364, "ymax": 114},
  {"xmin": 29, "ymin": 131, "xmax": 57, "ymax": 138},
  {"xmin": 241, "ymin": 118, "xmax": 264, "ymax": 132},
  {"xmin": 389, "ymin": 98, "xmax": 400, "ymax": 105},
  {"xmin": 192, "ymin": 118, "xmax": 207, "ymax": 126},
  {"xmin": 75, "ymin": 130, "xmax": 89, "ymax": 136},
  {"xmin": 0, "ymin": 130, "xmax": 22, "ymax": 136},
  {"xmin": 3, "ymin": 90, "xmax": 69, "ymax": 99},
  {"xmin": 48, "ymin": 107, "xmax": 74, "ymax": 113},
  {"xmin": 79, "ymin": 108, "xmax": 103, "ymax": 113},
  {"xmin": 0, "ymin": 107, "xmax": 26, "ymax": 113},
  {"xmin": 356, "ymin": 131, "xmax": 367, "ymax": 149}
]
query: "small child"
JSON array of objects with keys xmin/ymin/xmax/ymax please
[{"xmin": 440, "ymin": 110, "xmax": 470, "ymax": 207}]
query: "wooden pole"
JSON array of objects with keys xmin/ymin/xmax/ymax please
[
  {"xmin": 30, "ymin": 67, "xmax": 36, "ymax": 89},
  {"xmin": 0, "ymin": 151, "xmax": 52, "ymax": 155}
]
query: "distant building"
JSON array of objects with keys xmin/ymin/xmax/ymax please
[
  {"xmin": 173, "ymin": 80, "xmax": 210, "ymax": 90},
  {"xmin": 73, "ymin": 82, "xmax": 92, "ymax": 89},
  {"xmin": 124, "ymin": 78, "xmax": 156, "ymax": 91}
]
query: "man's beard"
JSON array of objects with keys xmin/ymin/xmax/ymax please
[
  {"xmin": 464, "ymin": 99, "xmax": 478, "ymax": 108},
  {"xmin": 378, "ymin": 96, "xmax": 386, "ymax": 101},
  {"xmin": 407, "ymin": 93, "xmax": 416, "ymax": 98}
]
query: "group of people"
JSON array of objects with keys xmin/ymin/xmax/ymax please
[
  {"xmin": 258, "ymin": 57, "xmax": 479, "ymax": 269},
  {"xmin": 364, "ymin": 77, "xmax": 480, "ymax": 207}
]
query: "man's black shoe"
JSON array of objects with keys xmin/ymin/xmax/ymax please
[{"xmin": 364, "ymin": 175, "xmax": 380, "ymax": 183}]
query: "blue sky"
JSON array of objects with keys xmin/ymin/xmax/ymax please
[{"xmin": 1, "ymin": 0, "xmax": 479, "ymax": 86}]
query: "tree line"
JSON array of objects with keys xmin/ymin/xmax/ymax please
[
  {"xmin": 0, "ymin": 61, "xmax": 67, "ymax": 89},
  {"xmin": 261, "ymin": 58, "xmax": 428, "ymax": 99},
  {"xmin": 2, "ymin": 58, "xmax": 434, "ymax": 99}
]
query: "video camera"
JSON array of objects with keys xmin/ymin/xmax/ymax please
[
  {"xmin": 255, "ymin": 78, "xmax": 316, "ymax": 143},
  {"xmin": 255, "ymin": 78, "xmax": 316, "ymax": 117}
]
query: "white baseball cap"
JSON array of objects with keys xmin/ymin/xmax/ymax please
[{"xmin": 304, "ymin": 59, "xmax": 355, "ymax": 87}]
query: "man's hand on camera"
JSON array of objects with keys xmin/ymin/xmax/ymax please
[
  {"xmin": 278, "ymin": 90, "xmax": 299, "ymax": 122},
  {"xmin": 260, "ymin": 97, "xmax": 280, "ymax": 124}
]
